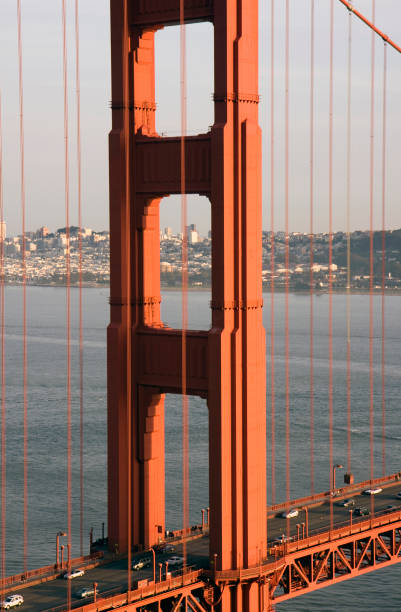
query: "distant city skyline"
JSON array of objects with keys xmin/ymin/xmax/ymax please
[
  {"xmin": 3, "ymin": 219, "xmax": 401, "ymax": 241},
  {"xmin": 1, "ymin": 220, "xmax": 400, "ymax": 292}
]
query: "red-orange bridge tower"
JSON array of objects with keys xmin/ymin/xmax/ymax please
[{"xmin": 108, "ymin": 0, "xmax": 266, "ymax": 607}]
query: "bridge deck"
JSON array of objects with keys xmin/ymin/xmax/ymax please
[{"xmin": 6, "ymin": 481, "xmax": 401, "ymax": 611}]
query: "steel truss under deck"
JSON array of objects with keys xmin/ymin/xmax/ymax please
[
  {"xmin": 271, "ymin": 518, "xmax": 401, "ymax": 603},
  {"xmin": 71, "ymin": 518, "xmax": 401, "ymax": 611}
]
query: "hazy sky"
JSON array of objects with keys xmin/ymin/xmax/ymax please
[{"xmin": 0, "ymin": 1, "xmax": 401, "ymax": 237}]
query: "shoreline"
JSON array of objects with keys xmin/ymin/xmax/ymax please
[{"xmin": 4, "ymin": 282, "xmax": 401, "ymax": 296}]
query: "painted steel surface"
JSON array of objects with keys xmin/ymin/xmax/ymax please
[{"xmin": 108, "ymin": 1, "xmax": 266, "ymax": 608}]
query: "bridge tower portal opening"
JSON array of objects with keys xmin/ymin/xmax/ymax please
[{"xmin": 108, "ymin": 2, "xmax": 267, "ymax": 607}]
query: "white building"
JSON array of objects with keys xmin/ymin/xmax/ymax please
[{"xmin": 187, "ymin": 230, "xmax": 199, "ymax": 244}]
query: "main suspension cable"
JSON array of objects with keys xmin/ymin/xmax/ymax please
[{"xmin": 337, "ymin": 0, "xmax": 401, "ymax": 56}]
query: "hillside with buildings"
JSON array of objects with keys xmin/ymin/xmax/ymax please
[{"xmin": 0, "ymin": 223, "xmax": 400, "ymax": 291}]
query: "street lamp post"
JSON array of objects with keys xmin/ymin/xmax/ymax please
[
  {"xmin": 201, "ymin": 509, "xmax": 205, "ymax": 531},
  {"xmin": 93, "ymin": 582, "xmax": 98, "ymax": 604},
  {"xmin": 158, "ymin": 563, "xmax": 162, "ymax": 582},
  {"xmin": 56, "ymin": 532, "xmax": 67, "ymax": 568},
  {"xmin": 151, "ymin": 547, "xmax": 156, "ymax": 584},
  {"xmin": 333, "ymin": 464, "xmax": 344, "ymax": 494},
  {"xmin": 302, "ymin": 506, "xmax": 309, "ymax": 538},
  {"xmin": 60, "ymin": 545, "xmax": 64, "ymax": 569},
  {"xmin": 296, "ymin": 524, "xmax": 300, "ymax": 540}
]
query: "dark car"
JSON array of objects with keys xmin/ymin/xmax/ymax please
[
  {"xmin": 354, "ymin": 507, "xmax": 370, "ymax": 517},
  {"xmin": 154, "ymin": 543, "xmax": 175, "ymax": 554}
]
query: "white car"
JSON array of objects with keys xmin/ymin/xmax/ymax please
[
  {"xmin": 1, "ymin": 595, "xmax": 24, "ymax": 609},
  {"xmin": 363, "ymin": 488, "xmax": 383, "ymax": 496},
  {"xmin": 167, "ymin": 556, "xmax": 184, "ymax": 566},
  {"xmin": 132, "ymin": 558, "xmax": 151, "ymax": 571},
  {"xmin": 63, "ymin": 568, "xmax": 85, "ymax": 579},
  {"xmin": 76, "ymin": 586, "xmax": 98, "ymax": 599},
  {"xmin": 281, "ymin": 508, "xmax": 299, "ymax": 519}
]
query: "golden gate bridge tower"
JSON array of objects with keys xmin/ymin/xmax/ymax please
[{"xmin": 108, "ymin": 0, "xmax": 267, "ymax": 609}]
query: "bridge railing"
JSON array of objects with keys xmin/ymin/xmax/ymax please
[
  {"xmin": 213, "ymin": 507, "xmax": 401, "ymax": 584},
  {"xmin": 2, "ymin": 523, "xmax": 206, "ymax": 598},
  {"xmin": 44, "ymin": 566, "xmax": 204, "ymax": 612},
  {"xmin": 127, "ymin": 524, "xmax": 208, "ymax": 554},
  {"xmin": 0, "ymin": 551, "xmax": 104, "ymax": 591},
  {"xmin": 269, "ymin": 506, "xmax": 401, "ymax": 557},
  {"xmin": 267, "ymin": 471, "xmax": 401, "ymax": 515},
  {"xmin": 212, "ymin": 558, "xmax": 286, "ymax": 583}
]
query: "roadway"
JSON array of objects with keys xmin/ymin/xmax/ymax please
[
  {"xmin": 8, "ymin": 482, "xmax": 401, "ymax": 611},
  {"xmin": 267, "ymin": 481, "xmax": 401, "ymax": 544},
  {"xmin": 12, "ymin": 542, "xmax": 210, "ymax": 612}
]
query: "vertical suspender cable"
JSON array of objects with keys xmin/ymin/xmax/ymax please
[
  {"xmin": 17, "ymin": 0, "xmax": 28, "ymax": 575},
  {"xmin": 122, "ymin": 0, "xmax": 132, "ymax": 595},
  {"xmin": 61, "ymin": 1, "xmax": 71, "ymax": 607},
  {"xmin": 74, "ymin": 0, "xmax": 84, "ymax": 558},
  {"xmin": 369, "ymin": 0, "xmax": 375, "ymax": 488},
  {"xmin": 346, "ymin": 2, "xmax": 352, "ymax": 477},
  {"xmin": 0, "ymin": 93, "xmax": 6, "ymax": 595},
  {"xmin": 180, "ymin": 0, "xmax": 189, "ymax": 570},
  {"xmin": 309, "ymin": 0, "xmax": 315, "ymax": 496},
  {"xmin": 269, "ymin": 0, "xmax": 276, "ymax": 506},
  {"xmin": 381, "ymin": 42, "xmax": 387, "ymax": 477},
  {"xmin": 328, "ymin": 0, "xmax": 334, "ymax": 531},
  {"xmin": 284, "ymin": 0, "xmax": 291, "ymax": 520}
]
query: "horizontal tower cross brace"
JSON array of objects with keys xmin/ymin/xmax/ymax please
[
  {"xmin": 135, "ymin": 134, "xmax": 211, "ymax": 196},
  {"xmin": 131, "ymin": 0, "xmax": 214, "ymax": 27},
  {"xmin": 136, "ymin": 328, "xmax": 208, "ymax": 394}
]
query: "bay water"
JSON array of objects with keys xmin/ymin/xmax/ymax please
[{"xmin": 2, "ymin": 286, "xmax": 401, "ymax": 610}]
